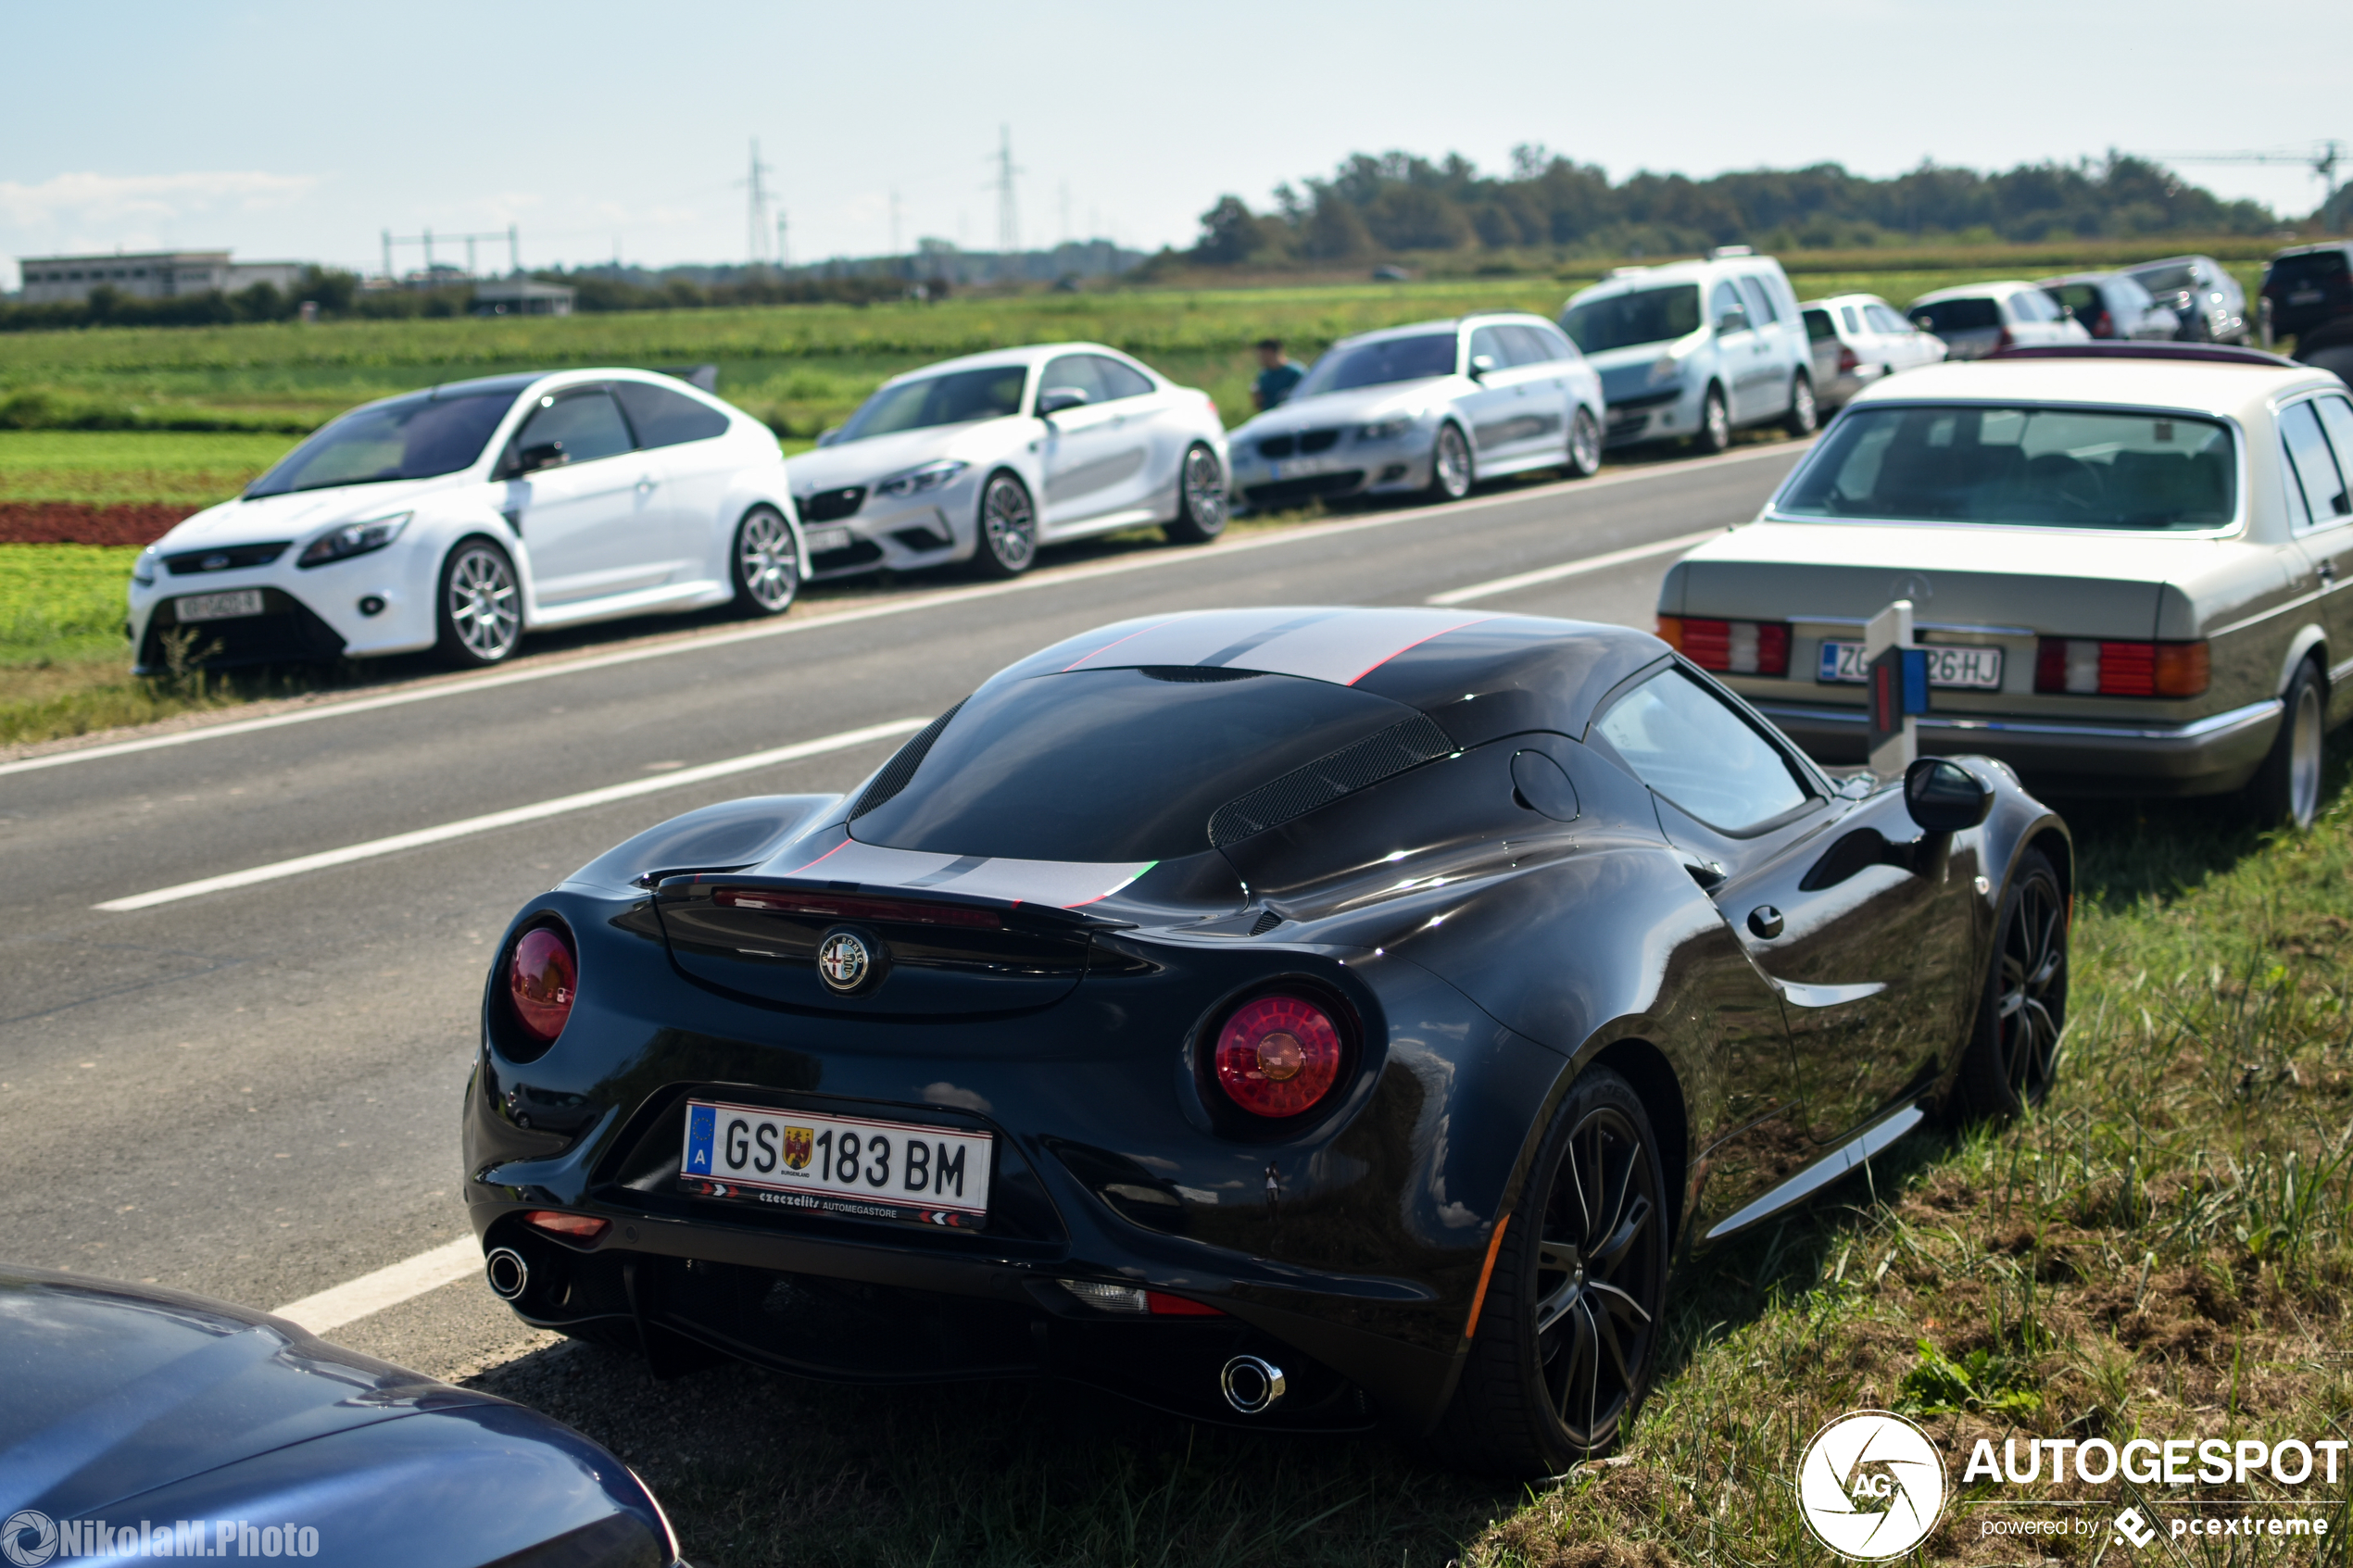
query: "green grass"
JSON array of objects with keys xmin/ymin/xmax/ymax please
[
  {"xmin": 0, "ymin": 429, "xmax": 296, "ymax": 505},
  {"xmin": 0, "ymin": 246, "xmax": 2277, "ymax": 456},
  {"xmin": 1, "ymin": 543, "xmax": 137, "ymax": 661},
  {"xmin": 443, "ymin": 755, "xmax": 2353, "ymax": 1567}
]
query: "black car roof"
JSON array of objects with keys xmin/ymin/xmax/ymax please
[{"xmin": 1000, "ymin": 608, "xmax": 1667, "ymax": 746}]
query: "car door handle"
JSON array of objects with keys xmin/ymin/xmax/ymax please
[
  {"xmin": 2322, "ymin": 560, "xmax": 2339, "ymax": 584},
  {"xmin": 635, "ymin": 475, "xmax": 659, "ymax": 492},
  {"xmin": 1683, "ymin": 859, "xmax": 1727, "ymax": 891}
]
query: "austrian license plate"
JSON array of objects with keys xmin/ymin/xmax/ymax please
[
  {"xmin": 1818, "ymin": 641, "xmax": 2004, "ymax": 689},
  {"xmin": 175, "ymin": 589, "xmax": 264, "ymax": 623},
  {"xmin": 804, "ymin": 525, "xmax": 853, "ymax": 554},
  {"xmin": 678, "ymin": 1098, "xmax": 992, "ymax": 1227}
]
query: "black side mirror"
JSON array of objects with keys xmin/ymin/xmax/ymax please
[
  {"xmin": 515, "ymin": 442, "xmax": 566, "ymax": 475},
  {"xmin": 1905, "ymin": 758, "xmax": 1993, "ymax": 834},
  {"xmin": 1037, "ymin": 387, "xmax": 1089, "ymax": 417}
]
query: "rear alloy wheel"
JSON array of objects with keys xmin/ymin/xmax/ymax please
[
  {"xmin": 971, "ymin": 471, "xmax": 1038, "ymax": 578},
  {"xmin": 730, "ymin": 505, "xmax": 799, "ymax": 617},
  {"xmin": 2245, "ymin": 659, "xmax": 2325, "ymax": 830},
  {"xmin": 1951, "ymin": 848, "xmax": 2068, "ymax": 1122},
  {"xmin": 1564, "ymin": 407, "xmax": 1603, "ymax": 479},
  {"xmin": 1428, "ymin": 421, "xmax": 1474, "ymax": 502},
  {"xmin": 1783, "ymin": 372, "xmax": 1818, "ymax": 437},
  {"xmin": 1436, "ymin": 1066, "xmax": 1667, "ymax": 1476},
  {"xmin": 1693, "ymin": 384, "xmax": 1731, "ymax": 455},
  {"xmin": 434, "ymin": 538, "xmax": 522, "ymax": 668},
  {"xmin": 1164, "ymin": 443, "xmax": 1227, "ymax": 545}
]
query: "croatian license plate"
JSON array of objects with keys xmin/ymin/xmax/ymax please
[
  {"xmin": 1818, "ymin": 641, "xmax": 2004, "ymax": 689},
  {"xmin": 677, "ymin": 1098, "xmax": 991, "ymax": 1227},
  {"xmin": 805, "ymin": 526, "xmax": 852, "ymax": 553},
  {"xmin": 175, "ymin": 589, "xmax": 264, "ymax": 623}
]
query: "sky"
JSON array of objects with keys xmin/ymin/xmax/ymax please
[{"xmin": 3, "ymin": 0, "xmax": 2347, "ymax": 292}]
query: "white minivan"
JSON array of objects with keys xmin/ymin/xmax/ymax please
[{"xmin": 1561, "ymin": 248, "xmax": 1819, "ymax": 454}]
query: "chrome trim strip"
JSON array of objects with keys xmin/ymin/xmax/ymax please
[
  {"xmin": 1755, "ymin": 696, "xmax": 2282, "ymax": 742},
  {"xmin": 1786, "ymin": 615, "xmax": 2037, "ymax": 636},
  {"xmin": 1778, "ymin": 979, "xmax": 1890, "ymax": 1008},
  {"xmin": 2207, "ymin": 591, "xmax": 2324, "ymax": 640},
  {"xmin": 1706, "ymin": 1105, "xmax": 1926, "ymax": 1240},
  {"xmin": 2333, "ymin": 655, "xmax": 2353, "ymax": 687}
]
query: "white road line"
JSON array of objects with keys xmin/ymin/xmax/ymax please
[
  {"xmin": 1426, "ymin": 527, "xmax": 1730, "ymax": 606},
  {"xmin": 93, "ymin": 716, "xmax": 926, "ymax": 912},
  {"xmin": 270, "ymin": 1235, "xmax": 482, "ymax": 1336},
  {"xmin": 4, "ymin": 440, "xmax": 1810, "ymax": 780}
]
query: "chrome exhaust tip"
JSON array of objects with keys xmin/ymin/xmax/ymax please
[
  {"xmin": 484, "ymin": 1247, "xmax": 530, "ymax": 1301},
  {"xmin": 1220, "ymin": 1354, "xmax": 1287, "ymax": 1415}
]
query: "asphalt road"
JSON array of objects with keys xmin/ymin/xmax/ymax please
[{"xmin": 0, "ymin": 439, "xmax": 1804, "ymax": 1378}]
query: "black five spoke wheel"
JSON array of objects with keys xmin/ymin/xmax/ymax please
[
  {"xmin": 1534, "ymin": 1098, "xmax": 1664, "ymax": 1449},
  {"xmin": 1436, "ymin": 1065, "xmax": 1667, "ymax": 1476},
  {"xmin": 1953, "ymin": 847, "xmax": 2069, "ymax": 1121}
]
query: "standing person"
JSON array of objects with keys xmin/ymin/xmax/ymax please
[{"xmin": 1252, "ymin": 338, "xmax": 1305, "ymax": 411}]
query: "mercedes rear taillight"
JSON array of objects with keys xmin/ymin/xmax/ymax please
[
  {"xmin": 1214, "ymin": 995, "xmax": 1344, "ymax": 1119},
  {"xmin": 2033, "ymin": 638, "xmax": 2208, "ymax": 697},
  {"xmin": 1837, "ymin": 345, "xmax": 1860, "ymax": 373},
  {"xmin": 1656, "ymin": 615, "xmax": 1791, "ymax": 676}
]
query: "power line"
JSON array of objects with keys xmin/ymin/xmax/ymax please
[
  {"xmin": 2140, "ymin": 140, "xmax": 2347, "ymax": 202},
  {"xmin": 989, "ymin": 125, "xmax": 1023, "ymax": 254},
  {"xmin": 739, "ymin": 139, "xmax": 777, "ymax": 267}
]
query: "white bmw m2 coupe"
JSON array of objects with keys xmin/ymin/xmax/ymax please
[{"xmin": 128, "ymin": 369, "xmax": 806, "ymax": 671}]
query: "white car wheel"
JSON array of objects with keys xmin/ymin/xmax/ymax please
[
  {"xmin": 435, "ymin": 540, "xmax": 522, "ymax": 668},
  {"xmin": 973, "ymin": 472, "xmax": 1038, "ymax": 578},
  {"xmin": 1164, "ymin": 443, "xmax": 1227, "ymax": 545},
  {"xmin": 731, "ymin": 506, "xmax": 799, "ymax": 617},
  {"xmin": 1565, "ymin": 407, "xmax": 1602, "ymax": 479},
  {"xmin": 1428, "ymin": 422, "xmax": 1473, "ymax": 502}
]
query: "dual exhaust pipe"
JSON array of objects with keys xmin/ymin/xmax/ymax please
[{"xmin": 492, "ymin": 1245, "xmax": 1290, "ymax": 1415}]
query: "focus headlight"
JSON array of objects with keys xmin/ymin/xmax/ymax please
[
  {"xmin": 1646, "ymin": 354, "xmax": 1681, "ymax": 387},
  {"xmin": 872, "ymin": 459, "xmax": 968, "ymax": 498},
  {"xmin": 132, "ymin": 547, "xmax": 158, "ymax": 588},
  {"xmin": 298, "ymin": 512, "xmax": 410, "ymax": 568},
  {"xmin": 1357, "ymin": 417, "xmax": 1415, "ymax": 442}
]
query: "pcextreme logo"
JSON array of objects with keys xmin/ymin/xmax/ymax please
[{"xmin": 1798, "ymin": 1411, "xmax": 1947, "ymax": 1560}]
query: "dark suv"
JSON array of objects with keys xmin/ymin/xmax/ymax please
[{"xmin": 2263, "ymin": 243, "xmax": 2353, "ymax": 343}]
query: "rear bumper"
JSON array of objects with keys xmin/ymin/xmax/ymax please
[{"xmin": 1755, "ymin": 696, "xmax": 2283, "ymax": 797}]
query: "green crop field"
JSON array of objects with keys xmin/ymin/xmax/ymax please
[
  {"xmin": 0, "ymin": 429, "xmax": 297, "ymax": 506},
  {"xmin": 0, "ymin": 251, "xmax": 2274, "ymax": 450}
]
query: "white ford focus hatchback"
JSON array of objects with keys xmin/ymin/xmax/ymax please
[{"xmin": 127, "ymin": 369, "xmax": 806, "ymax": 671}]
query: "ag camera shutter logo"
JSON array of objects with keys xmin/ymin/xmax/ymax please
[{"xmin": 1797, "ymin": 1410, "xmax": 1947, "ymax": 1560}]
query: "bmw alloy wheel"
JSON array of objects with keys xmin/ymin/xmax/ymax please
[
  {"xmin": 1166, "ymin": 443, "xmax": 1227, "ymax": 544},
  {"xmin": 443, "ymin": 543, "xmax": 521, "ymax": 665},
  {"xmin": 1566, "ymin": 407, "xmax": 1602, "ymax": 478},
  {"xmin": 733, "ymin": 506, "xmax": 799, "ymax": 615},
  {"xmin": 1430, "ymin": 422, "xmax": 1473, "ymax": 501},
  {"xmin": 975, "ymin": 472, "xmax": 1038, "ymax": 577}
]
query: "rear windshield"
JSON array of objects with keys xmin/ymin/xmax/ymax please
[
  {"xmin": 850, "ymin": 668, "xmax": 1420, "ymax": 862},
  {"xmin": 1911, "ymin": 297, "xmax": 2001, "ymax": 335},
  {"xmin": 1561, "ymin": 285, "xmax": 1702, "ymax": 353},
  {"xmin": 2271, "ymin": 251, "xmax": 2350, "ymax": 285},
  {"xmin": 1778, "ymin": 405, "xmax": 2237, "ymax": 531},
  {"xmin": 1294, "ymin": 333, "xmax": 1459, "ymax": 397},
  {"xmin": 839, "ymin": 365, "xmax": 1027, "ymax": 442},
  {"xmin": 2130, "ymin": 263, "xmax": 2198, "ymax": 295},
  {"xmin": 245, "ymin": 391, "xmax": 517, "ymax": 496}
]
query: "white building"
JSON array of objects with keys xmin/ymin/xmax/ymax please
[{"xmin": 15, "ymin": 250, "xmax": 308, "ymax": 306}]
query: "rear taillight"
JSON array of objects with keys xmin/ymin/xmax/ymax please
[
  {"xmin": 2092, "ymin": 310, "xmax": 2114, "ymax": 339},
  {"xmin": 1214, "ymin": 995, "xmax": 1344, "ymax": 1118},
  {"xmin": 2033, "ymin": 638, "xmax": 2208, "ymax": 697},
  {"xmin": 1837, "ymin": 345, "xmax": 1860, "ymax": 373},
  {"xmin": 524, "ymin": 1210, "xmax": 608, "ymax": 1240},
  {"xmin": 1656, "ymin": 615, "xmax": 1791, "ymax": 676},
  {"xmin": 1996, "ymin": 326, "xmax": 2015, "ymax": 352},
  {"xmin": 507, "ymin": 924, "xmax": 577, "ymax": 1043}
]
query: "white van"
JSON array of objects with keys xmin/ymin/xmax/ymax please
[{"xmin": 1561, "ymin": 248, "xmax": 1818, "ymax": 454}]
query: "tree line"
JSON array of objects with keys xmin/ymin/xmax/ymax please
[{"xmin": 1189, "ymin": 147, "xmax": 2283, "ymax": 265}]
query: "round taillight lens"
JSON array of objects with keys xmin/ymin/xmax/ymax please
[
  {"xmin": 508, "ymin": 925, "xmax": 577, "ymax": 1043},
  {"xmin": 1214, "ymin": 995, "xmax": 1343, "ymax": 1119}
]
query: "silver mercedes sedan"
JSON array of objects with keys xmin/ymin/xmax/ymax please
[
  {"xmin": 1226, "ymin": 314, "xmax": 1604, "ymax": 510},
  {"xmin": 1655, "ymin": 344, "xmax": 2353, "ymax": 828}
]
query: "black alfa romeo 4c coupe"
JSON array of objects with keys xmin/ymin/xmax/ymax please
[{"xmin": 463, "ymin": 607, "xmax": 2070, "ymax": 1476}]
